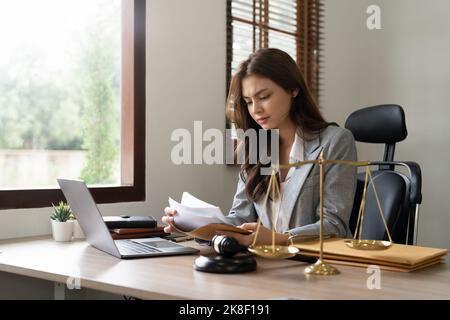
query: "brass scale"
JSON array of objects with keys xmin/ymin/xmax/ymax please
[{"xmin": 248, "ymin": 151, "xmax": 393, "ymax": 275}]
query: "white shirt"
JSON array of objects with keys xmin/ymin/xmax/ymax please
[{"xmin": 269, "ymin": 132, "xmax": 304, "ymax": 232}]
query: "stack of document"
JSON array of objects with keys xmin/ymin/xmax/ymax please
[
  {"xmin": 168, "ymin": 192, "xmax": 230, "ymax": 231},
  {"xmin": 168, "ymin": 192, "xmax": 250, "ymax": 240},
  {"xmin": 294, "ymin": 238, "xmax": 448, "ymax": 272}
]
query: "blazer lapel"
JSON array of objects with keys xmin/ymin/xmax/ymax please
[
  {"xmin": 280, "ymin": 135, "xmax": 323, "ymax": 230},
  {"xmin": 254, "ymin": 133, "xmax": 323, "ymax": 230}
]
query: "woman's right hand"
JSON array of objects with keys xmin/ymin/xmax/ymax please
[{"xmin": 162, "ymin": 207, "xmax": 177, "ymax": 233}]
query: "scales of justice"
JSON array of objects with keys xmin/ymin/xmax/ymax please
[{"xmin": 247, "ymin": 151, "xmax": 394, "ymax": 276}]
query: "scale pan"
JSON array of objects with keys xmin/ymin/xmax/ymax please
[
  {"xmin": 344, "ymin": 239, "xmax": 392, "ymax": 250},
  {"xmin": 248, "ymin": 245, "xmax": 299, "ymax": 259}
]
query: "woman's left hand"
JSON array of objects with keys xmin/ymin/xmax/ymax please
[{"xmin": 217, "ymin": 223, "xmax": 289, "ymax": 247}]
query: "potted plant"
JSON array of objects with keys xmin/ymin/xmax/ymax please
[{"xmin": 50, "ymin": 201, "xmax": 74, "ymax": 242}]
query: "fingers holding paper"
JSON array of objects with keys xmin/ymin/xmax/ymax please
[
  {"xmin": 217, "ymin": 223, "xmax": 289, "ymax": 247},
  {"xmin": 162, "ymin": 207, "xmax": 177, "ymax": 233},
  {"xmin": 217, "ymin": 223, "xmax": 258, "ymax": 247},
  {"xmin": 217, "ymin": 230, "xmax": 255, "ymax": 247},
  {"xmin": 239, "ymin": 223, "xmax": 259, "ymax": 232}
]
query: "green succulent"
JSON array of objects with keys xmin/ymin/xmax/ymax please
[{"xmin": 51, "ymin": 201, "xmax": 74, "ymax": 222}]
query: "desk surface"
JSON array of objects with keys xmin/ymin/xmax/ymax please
[{"xmin": 0, "ymin": 236, "xmax": 449, "ymax": 300}]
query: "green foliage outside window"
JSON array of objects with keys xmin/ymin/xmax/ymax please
[{"xmin": 0, "ymin": 0, "xmax": 121, "ymax": 185}]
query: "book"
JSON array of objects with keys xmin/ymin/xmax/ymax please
[
  {"xmin": 168, "ymin": 192, "xmax": 251, "ymax": 240},
  {"xmin": 109, "ymin": 226, "xmax": 169, "ymax": 240}
]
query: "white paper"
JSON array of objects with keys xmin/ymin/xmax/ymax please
[
  {"xmin": 168, "ymin": 192, "xmax": 229, "ymax": 232},
  {"xmin": 181, "ymin": 192, "xmax": 218, "ymax": 208}
]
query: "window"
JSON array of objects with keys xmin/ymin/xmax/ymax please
[
  {"xmin": 0, "ymin": 0, "xmax": 146, "ymax": 209},
  {"xmin": 226, "ymin": 0, "xmax": 322, "ymax": 100}
]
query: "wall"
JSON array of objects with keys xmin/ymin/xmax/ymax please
[
  {"xmin": 321, "ymin": 0, "xmax": 450, "ymax": 252},
  {"xmin": 145, "ymin": 0, "xmax": 239, "ymax": 219}
]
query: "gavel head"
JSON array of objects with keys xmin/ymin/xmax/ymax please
[{"xmin": 211, "ymin": 234, "xmax": 243, "ymax": 258}]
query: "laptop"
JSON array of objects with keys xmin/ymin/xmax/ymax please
[{"xmin": 57, "ymin": 179, "xmax": 199, "ymax": 259}]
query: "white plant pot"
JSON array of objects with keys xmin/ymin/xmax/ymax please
[
  {"xmin": 51, "ymin": 220, "xmax": 74, "ymax": 242},
  {"xmin": 73, "ymin": 220, "xmax": 85, "ymax": 239}
]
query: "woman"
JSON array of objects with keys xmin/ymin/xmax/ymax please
[{"xmin": 163, "ymin": 48, "xmax": 357, "ymax": 246}]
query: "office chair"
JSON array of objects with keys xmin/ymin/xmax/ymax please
[{"xmin": 345, "ymin": 104, "xmax": 422, "ymax": 245}]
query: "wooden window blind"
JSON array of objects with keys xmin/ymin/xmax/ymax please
[{"xmin": 226, "ymin": 0, "xmax": 323, "ymax": 100}]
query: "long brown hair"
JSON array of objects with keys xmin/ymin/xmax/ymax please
[{"xmin": 226, "ymin": 48, "xmax": 333, "ymax": 202}]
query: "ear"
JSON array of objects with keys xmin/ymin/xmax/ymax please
[{"xmin": 292, "ymin": 89, "xmax": 299, "ymax": 98}]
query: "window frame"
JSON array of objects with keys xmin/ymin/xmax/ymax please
[{"xmin": 0, "ymin": 0, "xmax": 146, "ymax": 209}]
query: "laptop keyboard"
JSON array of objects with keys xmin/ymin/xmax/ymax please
[{"xmin": 116, "ymin": 240, "xmax": 160, "ymax": 255}]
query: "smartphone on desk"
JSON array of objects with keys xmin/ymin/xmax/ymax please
[{"xmin": 103, "ymin": 215, "xmax": 157, "ymax": 229}]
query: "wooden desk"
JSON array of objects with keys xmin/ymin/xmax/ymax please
[{"xmin": 0, "ymin": 236, "xmax": 449, "ymax": 299}]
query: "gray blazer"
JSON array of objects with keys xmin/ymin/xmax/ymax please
[{"xmin": 224, "ymin": 125, "xmax": 357, "ymax": 238}]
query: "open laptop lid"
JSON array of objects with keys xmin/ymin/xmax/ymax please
[{"xmin": 57, "ymin": 179, "xmax": 121, "ymax": 258}]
